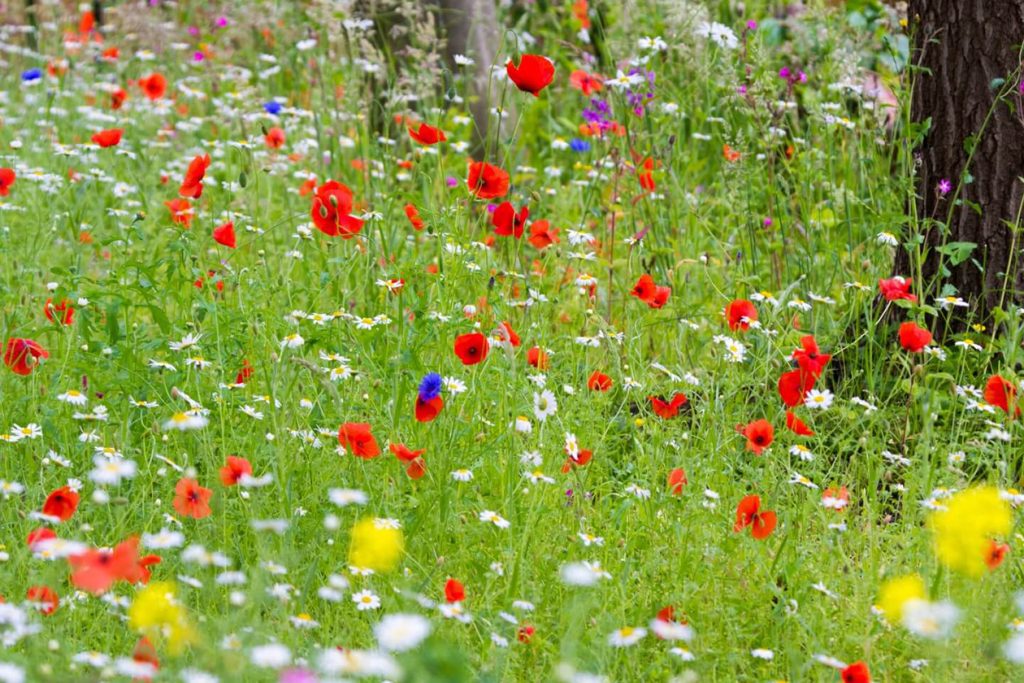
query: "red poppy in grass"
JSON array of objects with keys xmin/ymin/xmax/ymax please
[
  {"xmin": 561, "ymin": 448, "xmax": 593, "ymax": 473},
  {"xmin": 527, "ymin": 346, "xmax": 549, "ymax": 371},
  {"xmin": 42, "ymin": 486, "xmax": 79, "ymax": 522},
  {"xmin": 91, "ymin": 128, "xmax": 123, "ymax": 147},
  {"xmin": 4, "ymin": 338, "xmax": 48, "ymax": 375},
  {"xmin": 785, "ymin": 410, "xmax": 814, "ymax": 436},
  {"xmin": 0, "ymin": 168, "xmax": 15, "ymax": 196},
  {"xmin": 840, "ymin": 661, "xmax": 871, "ymax": 683},
  {"xmin": 517, "ymin": 624, "xmax": 535, "ymax": 643},
  {"xmin": 408, "ymin": 122, "xmax": 446, "ymax": 145},
  {"xmin": 792, "ymin": 335, "xmax": 830, "ymax": 380},
  {"xmin": 234, "ymin": 359, "xmax": 254, "ymax": 385},
  {"xmin": 725, "ymin": 299, "xmax": 758, "ymax": 331},
  {"xmin": 467, "ymin": 161, "xmax": 510, "ymax": 200},
  {"xmin": 822, "ymin": 486, "xmax": 850, "ymax": 511},
  {"xmin": 265, "ymin": 126, "xmax": 285, "ymax": 149},
  {"xmin": 298, "ymin": 177, "xmax": 317, "ymax": 196},
  {"xmin": 68, "ymin": 538, "xmax": 140, "ymax": 594},
  {"xmin": 219, "ymin": 456, "xmax": 253, "ymax": 486},
  {"xmin": 498, "ymin": 321, "xmax": 521, "ymax": 347},
  {"xmin": 26, "ymin": 586, "xmax": 59, "ymax": 615},
  {"xmin": 338, "ymin": 422, "xmax": 381, "ymax": 458},
  {"xmin": 506, "ymin": 54, "xmax": 555, "ymax": 95},
  {"xmin": 588, "ymin": 370, "xmax": 612, "ymax": 391},
  {"xmin": 878, "ymin": 276, "xmax": 916, "ymax": 303},
  {"xmin": 667, "ymin": 468, "xmax": 688, "ymax": 495},
  {"xmin": 637, "ymin": 157, "xmax": 656, "ymax": 191},
  {"xmin": 651, "ymin": 393, "xmax": 688, "ymax": 419},
  {"xmin": 164, "ymin": 198, "xmax": 193, "ymax": 227},
  {"xmin": 742, "ymin": 419, "xmax": 774, "ymax": 455},
  {"xmin": 405, "ymin": 458, "xmax": 427, "ymax": 479},
  {"xmin": 44, "ymin": 298, "xmax": 75, "ymax": 325},
  {"xmin": 415, "ymin": 395, "xmax": 443, "ymax": 422},
  {"xmin": 27, "ymin": 527, "xmax": 56, "ymax": 549},
  {"xmin": 114, "ymin": 536, "xmax": 161, "ymax": 586},
  {"xmin": 390, "ymin": 442, "xmax": 426, "ymax": 463},
  {"xmin": 179, "ymin": 154, "xmax": 211, "ymax": 198},
  {"xmin": 454, "ymin": 332, "xmax": 489, "ymax": 365},
  {"xmin": 778, "ymin": 369, "xmax": 815, "ymax": 408},
  {"xmin": 569, "ymin": 69, "xmax": 603, "ymax": 95},
  {"xmin": 898, "ymin": 321, "xmax": 932, "ymax": 353},
  {"xmin": 493, "ymin": 202, "xmax": 529, "ymax": 238},
  {"xmin": 986, "ymin": 540, "xmax": 1010, "ymax": 570},
  {"xmin": 444, "ymin": 578, "xmax": 465, "ymax": 603},
  {"xmin": 111, "ymin": 87, "xmax": 127, "ymax": 109},
  {"xmin": 630, "ymin": 274, "xmax": 671, "ymax": 309},
  {"xmin": 139, "ymin": 73, "xmax": 166, "ymax": 100},
  {"xmin": 984, "ymin": 374, "xmax": 1020, "ymax": 416},
  {"xmin": 213, "ymin": 221, "xmax": 236, "ymax": 248},
  {"xmin": 734, "ymin": 495, "xmax": 777, "ymax": 540},
  {"xmin": 528, "ymin": 220, "xmax": 559, "ymax": 249},
  {"xmin": 404, "ymin": 203, "xmax": 425, "ymax": 230},
  {"xmin": 133, "ymin": 637, "xmax": 160, "ymax": 672},
  {"xmin": 173, "ymin": 478, "xmax": 212, "ymax": 519},
  {"xmin": 310, "ymin": 180, "xmax": 364, "ymax": 238}
]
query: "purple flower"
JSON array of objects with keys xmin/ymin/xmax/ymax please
[
  {"xmin": 747, "ymin": 20, "xmax": 758, "ymax": 30},
  {"xmin": 938, "ymin": 178, "xmax": 952, "ymax": 195},
  {"xmin": 763, "ymin": 217, "xmax": 772, "ymax": 227},
  {"xmin": 419, "ymin": 372, "xmax": 443, "ymax": 401}
]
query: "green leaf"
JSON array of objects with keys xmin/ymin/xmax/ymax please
[
  {"xmin": 936, "ymin": 241, "xmax": 977, "ymax": 266},
  {"xmin": 239, "ymin": 171, "xmax": 248, "ymax": 188}
]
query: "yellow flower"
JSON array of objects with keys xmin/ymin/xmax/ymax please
[
  {"xmin": 928, "ymin": 486, "xmax": 1012, "ymax": 577},
  {"xmin": 128, "ymin": 581, "xmax": 195, "ymax": 654},
  {"xmin": 877, "ymin": 574, "xmax": 925, "ymax": 623},
  {"xmin": 348, "ymin": 518, "xmax": 404, "ymax": 572}
]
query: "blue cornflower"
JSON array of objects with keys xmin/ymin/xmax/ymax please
[
  {"xmin": 418, "ymin": 372, "xmax": 443, "ymax": 400},
  {"xmin": 21, "ymin": 69, "xmax": 42, "ymax": 83},
  {"xmin": 569, "ymin": 138, "xmax": 590, "ymax": 153},
  {"xmin": 264, "ymin": 101, "xmax": 282, "ymax": 115}
]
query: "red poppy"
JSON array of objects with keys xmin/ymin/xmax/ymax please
[
  {"xmin": 68, "ymin": 537, "xmax": 145, "ymax": 594},
  {"xmin": 569, "ymin": 69, "xmax": 603, "ymax": 95},
  {"xmin": 27, "ymin": 527, "xmax": 56, "ymax": 549},
  {"xmin": 0, "ymin": 168, "xmax": 15, "ymax": 196},
  {"xmin": 777, "ymin": 369, "xmax": 815, "ymax": 408},
  {"xmin": 588, "ymin": 370, "xmax": 612, "ymax": 391},
  {"xmin": 734, "ymin": 495, "xmax": 777, "ymax": 539},
  {"xmin": 528, "ymin": 220, "xmax": 559, "ymax": 249},
  {"xmin": 179, "ymin": 154, "xmax": 211, "ymax": 198},
  {"xmin": 164, "ymin": 198, "xmax": 193, "ymax": 227},
  {"xmin": 213, "ymin": 221, "xmax": 236, "ymax": 248},
  {"xmin": 986, "ymin": 540, "xmax": 1010, "ymax": 570},
  {"xmin": 111, "ymin": 87, "xmax": 128, "ymax": 109},
  {"xmin": 133, "ymin": 637, "xmax": 160, "ymax": 672},
  {"xmin": 467, "ymin": 161, "xmax": 510, "ymax": 200},
  {"xmin": 235, "ymin": 359, "xmax": 254, "ymax": 385},
  {"xmin": 878, "ymin": 276, "xmax": 916, "ymax": 303},
  {"xmin": 139, "ymin": 73, "xmax": 167, "ymax": 100},
  {"xmin": 444, "ymin": 578, "xmax": 465, "ymax": 603},
  {"xmin": 390, "ymin": 442, "xmax": 426, "ymax": 463},
  {"xmin": 840, "ymin": 661, "xmax": 871, "ymax": 683},
  {"xmin": 404, "ymin": 457, "xmax": 426, "ymax": 479},
  {"xmin": 26, "ymin": 586, "xmax": 59, "ymax": 615},
  {"xmin": 91, "ymin": 128, "xmax": 124, "ymax": 147},
  {"xmin": 898, "ymin": 321, "xmax": 932, "ymax": 352},
  {"xmin": 44, "ymin": 298, "xmax": 75, "ymax": 325},
  {"xmin": 822, "ymin": 486, "xmax": 850, "ymax": 511},
  {"xmin": 507, "ymin": 54, "xmax": 555, "ymax": 96},
  {"xmin": 499, "ymin": 321, "xmax": 521, "ymax": 347},
  {"xmin": 725, "ymin": 299, "xmax": 758, "ymax": 331},
  {"xmin": 527, "ymin": 346, "xmax": 549, "ymax": 371},
  {"xmin": 265, "ymin": 126, "xmax": 285, "ymax": 149},
  {"xmin": 667, "ymin": 468, "xmax": 688, "ymax": 495},
  {"xmin": 630, "ymin": 274, "xmax": 671, "ymax": 309},
  {"xmin": 785, "ymin": 410, "xmax": 814, "ymax": 436},
  {"xmin": 517, "ymin": 624, "xmax": 535, "ymax": 642},
  {"xmin": 404, "ymin": 203, "xmax": 425, "ymax": 230},
  {"xmin": 408, "ymin": 122, "xmax": 446, "ymax": 145},
  {"xmin": 4, "ymin": 338, "xmax": 49, "ymax": 375},
  {"xmin": 415, "ymin": 395, "xmax": 444, "ymax": 423},
  {"xmin": 493, "ymin": 202, "xmax": 529, "ymax": 238},
  {"xmin": 791, "ymin": 335, "xmax": 831, "ymax": 380},
  {"xmin": 310, "ymin": 180, "xmax": 364, "ymax": 238},
  {"xmin": 637, "ymin": 157, "xmax": 656, "ymax": 191},
  {"xmin": 651, "ymin": 393, "xmax": 688, "ymax": 419},
  {"xmin": 454, "ymin": 332, "xmax": 489, "ymax": 365},
  {"xmin": 561, "ymin": 448, "xmax": 593, "ymax": 473},
  {"xmin": 173, "ymin": 478, "xmax": 213, "ymax": 519},
  {"xmin": 722, "ymin": 144, "xmax": 741, "ymax": 162},
  {"xmin": 742, "ymin": 419, "xmax": 774, "ymax": 455},
  {"xmin": 219, "ymin": 456, "xmax": 253, "ymax": 486},
  {"xmin": 338, "ymin": 422, "xmax": 381, "ymax": 458},
  {"xmin": 984, "ymin": 374, "xmax": 1020, "ymax": 416},
  {"xmin": 42, "ymin": 486, "xmax": 79, "ymax": 522}
]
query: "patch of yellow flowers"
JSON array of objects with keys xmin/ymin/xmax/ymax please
[
  {"xmin": 928, "ymin": 486, "xmax": 1011, "ymax": 578},
  {"xmin": 348, "ymin": 518, "xmax": 404, "ymax": 572},
  {"xmin": 127, "ymin": 581, "xmax": 196, "ymax": 654}
]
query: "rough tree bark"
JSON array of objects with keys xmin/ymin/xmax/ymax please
[{"xmin": 898, "ymin": 1, "xmax": 1024, "ymax": 323}]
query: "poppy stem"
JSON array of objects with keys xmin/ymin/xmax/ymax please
[{"xmin": 768, "ymin": 531, "xmax": 790, "ymax": 576}]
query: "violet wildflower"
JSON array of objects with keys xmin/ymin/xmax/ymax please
[
  {"xmin": 419, "ymin": 373, "xmax": 443, "ymax": 401},
  {"xmin": 938, "ymin": 178, "xmax": 952, "ymax": 195}
]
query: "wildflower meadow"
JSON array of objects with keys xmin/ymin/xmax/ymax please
[{"xmin": 1, "ymin": 1, "xmax": 1023, "ymax": 681}]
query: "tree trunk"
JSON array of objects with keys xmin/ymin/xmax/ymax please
[{"xmin": 898, "ymin": 1, "xmax": 1024, "ymax": 325}]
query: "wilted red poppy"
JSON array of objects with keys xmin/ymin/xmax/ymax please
[
  {"xmin": 569, "ymin": 69, "xmax": 603, "ymax": 95},
  {"xmin": 42, "ymin": 486, "xmax": 79, "ymax": 522},
  {"xmin": 840, "ymin": 661, "xmax": 871, "ymax": 683},
  {"xmin": 898, "ymin": 321, "xmax": 932, "ymax": 353},
  {"xmin": 734, "ymin": 495, "xmax": 777, "ymax": 539},
  {"xmin": 139, "ymin": 73, "xmax": 167, "ymax": 100},
  {"xmin": 742, "ymin": 419, "xmax": 774, "ymax": 455},
  {"xmin": 725, "ymin": 299, "xmax": 757, "ymax": 331},
  {"xmin": 213, "ymin": 221, "xmax": 236, "ymax": 248},
  {"xmin": 493, "ymin": 202, "xmax": 529, "ymax": 238},
  {"xmin": 111, "ymin": 87, "xmax": 128, "ymax": 109},
  {"xmin": 517, "ymin": 624, "xmax": 535, "ymax": 642},
  {"xmin": 507, "ymin": 54, "xmax": 555, "ymax": 96},
  {"xmin": 179, "ymin": 154, "xmax": 211, "ymax": 198},
  {"xmin": 310, "ymin": 180, "xmax": 364, "ymax": 238},
  {"xmin": 0, "ymin": 168, "xmax": 15, "ymax": 195},
  {"xmin": 165, "ymin": 198, "xmax": 193, "ymax": 227},
  {"xmin": 454, "ymin": 332, "xmax": 489, "ymax": 365},
  {"xmin": 219, "ymin": 456, "xmax": 253, "ymax": 486},
  {"xmin": 44, "ymin": 298, "xmax": 75, "ymax": 325},
  {"xmin": 528, "ymin": 220, "xmax": 559, "ymax": 249},
  {"xmin": 4, "ymin": 338, "xmax": 49, "ymax": 375},
  {"xmin": 444, "ymin": 578, "xmax": 465, "ymax": 603},
  {"xmin": 338, "ymin": 422, "xmax": 381, "ymax": 458},
  {"xmin": 785, "ymin": 410, "xmax": 814, "ymax": 436},
  {"xmin": 667, "ymin": 468, "xmax": 688, "ymax": 495},
  {"xmin": 527, "ymin": 346, "xmax": 549, "ymax": 371},
  {"xmin": 408, "ymin": 122, "xmax": 446, "ymax": 145},
  {"xmin": 265, "ymin": 126, "xmax": 285, "ymax": 149},
  {"xmin": 984, "ymin": 374, "xmax": 1020, "ymax": 417},
  {"xmin": 986, "ymin": 540, "xmax": 1010, "ymax": 570},
  {"xmin": 173, "ymin": 478, "xmax": 212, "ymax": 519},
  {"xmin": 498, "ymin": 321, "xmax": 521, "ymax": 347},
  {"xmin": 467, "ymin": 162, "xmax": 510, "ymax": 200},
  {"xmin": 588, "ymin": 370, "xmax": 612, "ymax": 391},
  {"xmin": 91, "ymin": 128, "xmax": 124, "ymax": 147},
  {"xmin": 651, "ymin": 393, "xmax": 688, "ymax": 419},
  {"xmin": 878, "ymin": 276, "xmax": 916, "ymax": 303}
]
